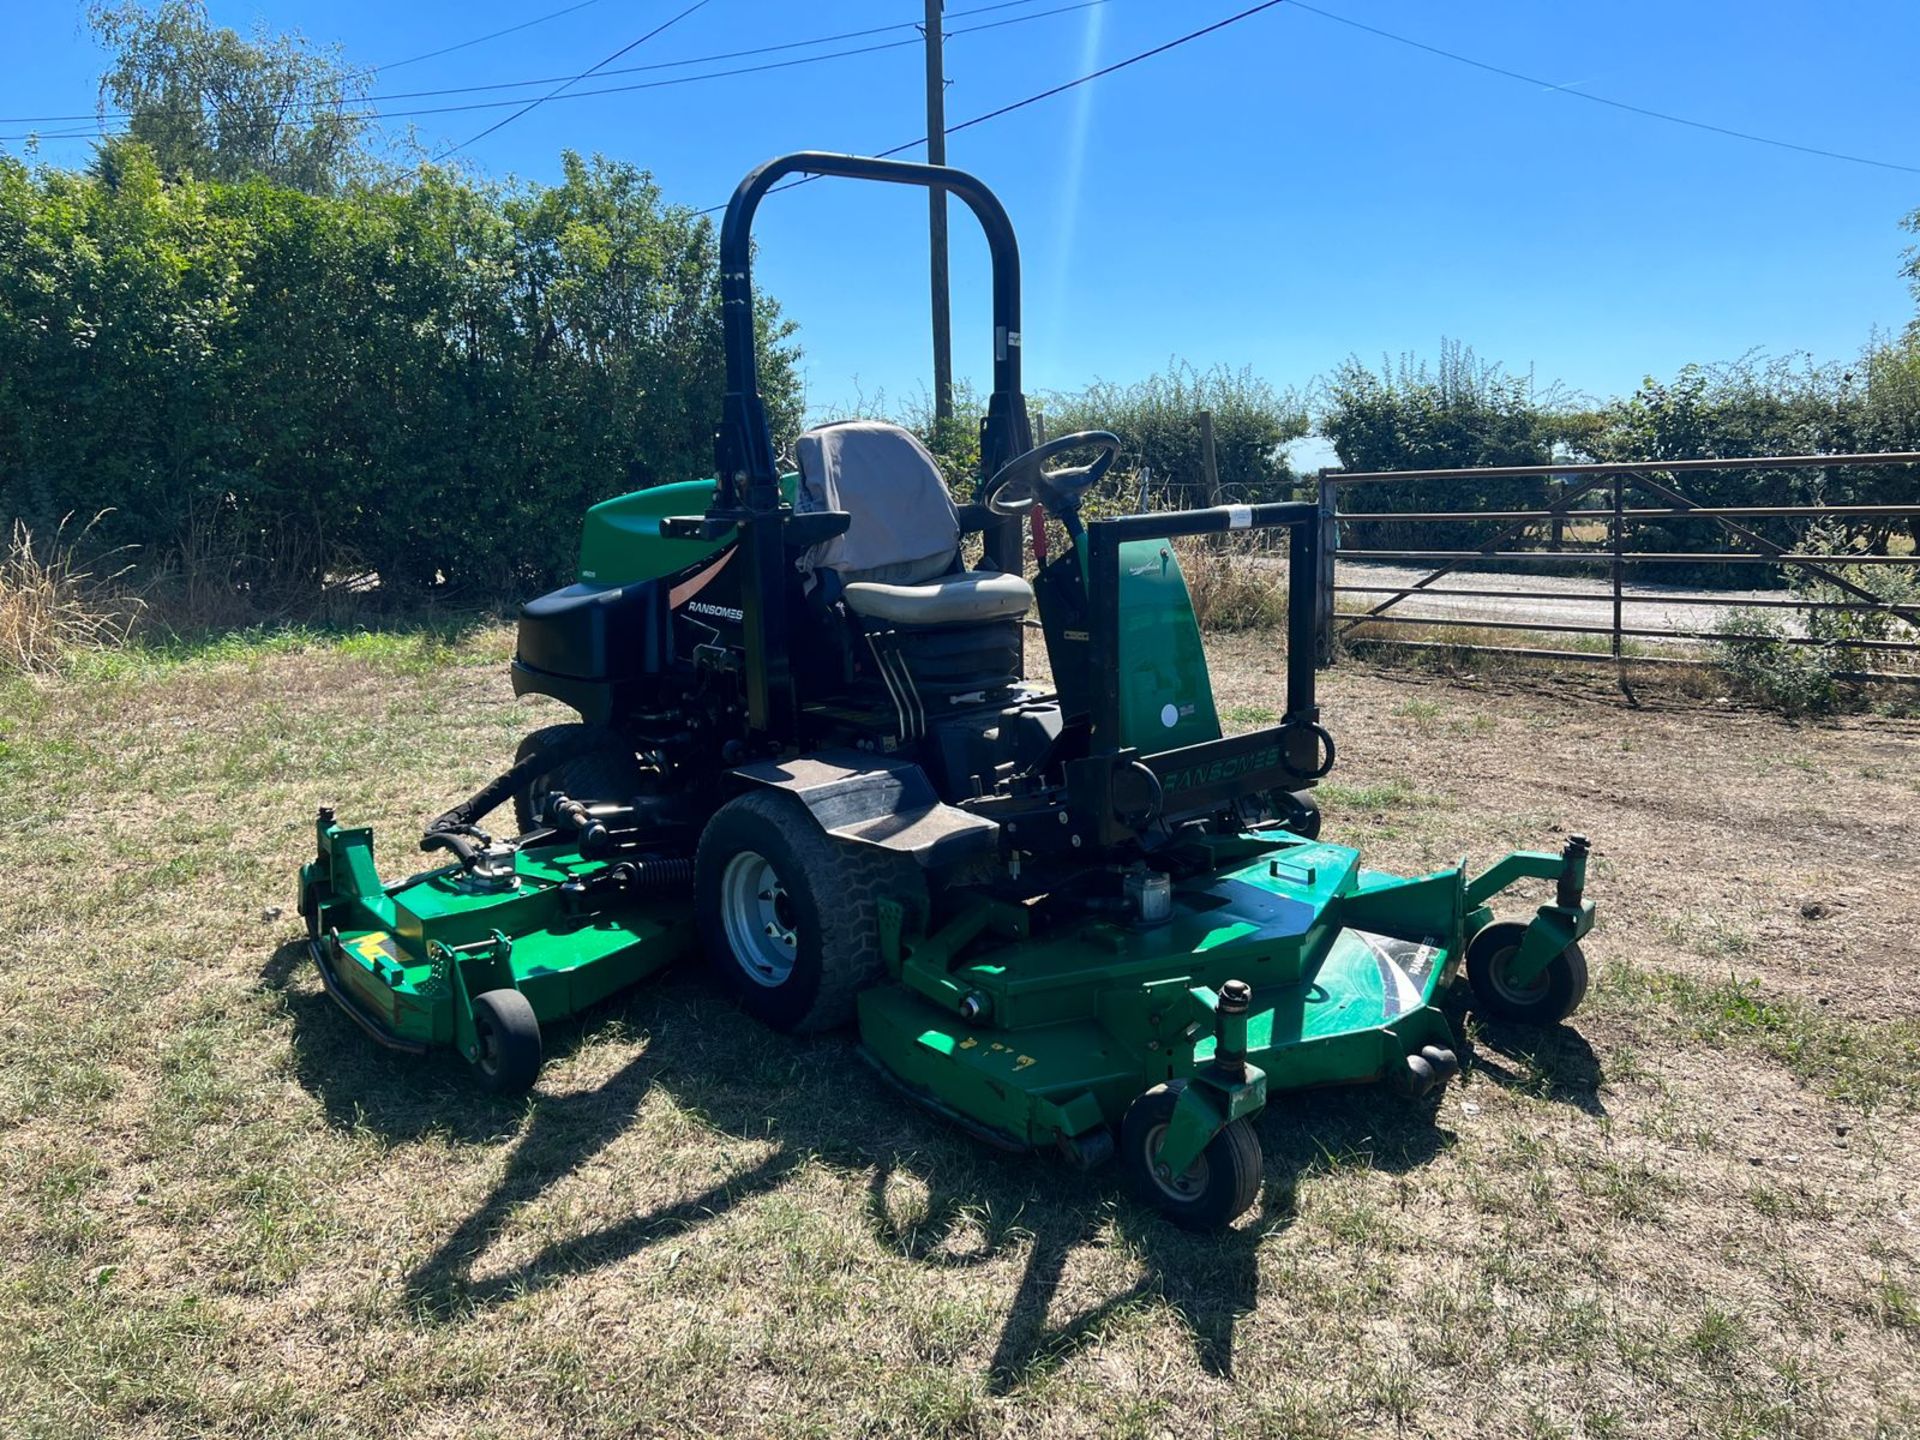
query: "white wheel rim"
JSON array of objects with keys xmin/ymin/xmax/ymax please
[
  {"xmin": 1144, "ymin": 1121, "xmax": 1210, "ymax": 1202},
  {"xmin": 720, "ymin": 850, "xmax": 800, "ymax": 988}
]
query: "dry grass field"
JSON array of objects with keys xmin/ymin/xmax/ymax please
[{"xmin": 3, "ymin": 624, "xmax": 1918, "ymax": 1438}]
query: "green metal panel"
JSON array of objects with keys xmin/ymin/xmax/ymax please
[
  {"xmin": 854, "ymin": 836, "xmax": 1486, "ymax": 1153},
  {"xmin": 577, "ymin": 478, "xmax": 728, "ymax": 585},
  {"xmin": 1112, "ymin": 538, "xmax": 1221, "ymax": 751},
  {"xmin": 309, "ymin": 823, "xmax": 695, "ymax": 1049}
]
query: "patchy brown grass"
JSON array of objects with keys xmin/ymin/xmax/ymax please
[{"xmin": 3, "ymin": 626, "xmax": 1918, "ymax": 1438}]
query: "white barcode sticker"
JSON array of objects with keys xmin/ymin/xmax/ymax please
[{"xmin": 1226, "ymin": 505, "xmax": 1253, "ymax": 529}]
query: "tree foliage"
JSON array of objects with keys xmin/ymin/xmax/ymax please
[
  {"xmin": 1318, "ymin": 338, "xmax": 1920, "ymax": 569},
  {"xmin": 0, "ymin": 147, "xmax": 800, "ymax": 604},
  {"xmin": 887, "ymin": 362, "xmax": 1307, "ymax": 510},
  {"xmin": 87, "ymin": 1, "xmax": 377, "ymax": 194},
  {"xmin": 1589, "ymin": 354, "xmax": 1916, "ymax": 569}
]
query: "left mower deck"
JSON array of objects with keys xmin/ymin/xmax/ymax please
[{"xmin": 299, "ymin": 813, "xmax": 694, "ymax": 1085}]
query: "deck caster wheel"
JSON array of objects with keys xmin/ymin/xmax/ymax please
[
  {"xmin": 1466, "ymin": 921, "xmax": 1589, "ymax": 1026},
  {"xmin": 470, "ymin": 988, "xmax": 541, "ymax": 1095},
  {"xmin": 1120, "ymin": 1081, "xmax": 1262, "ymax": 1232},
  {"xmin": 1420, "ymin": 1044, "xmax": 1460, "ymax": 1084},
  {"xmin": 1394, "ymin": 1052, "xmax": 1438, "ymax": 1098}
]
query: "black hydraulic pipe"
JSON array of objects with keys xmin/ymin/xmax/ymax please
[{"xmin": 421, "ymin": 731, "xmax": 602, "ymax": 849}]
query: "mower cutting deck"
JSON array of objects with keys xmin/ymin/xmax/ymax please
[{"xmin": 300, "ymin": 151, "xmax": 1598, "ymax": 1229}]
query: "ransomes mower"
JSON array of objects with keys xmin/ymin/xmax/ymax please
[{"xmin": 299, "ymin": 152, "xmax": 1596, "ymax": 1229}]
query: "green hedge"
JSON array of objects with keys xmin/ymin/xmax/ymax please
[{"xmin": 0, "ymin": 144, "xmax": 800, "ymax": 605}]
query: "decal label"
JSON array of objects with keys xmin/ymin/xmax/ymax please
[
  {"xmin": 348, "ymin": 932, "xmax": 401, "ymax": 967},
  {"xmin": 1160, "ymin": 743, "xmax": 1283, "ymax": 795}
]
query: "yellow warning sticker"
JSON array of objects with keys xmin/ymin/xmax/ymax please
[{"xmin": 348, "ymin": 932, "xmax": 401, "ymax": 966}]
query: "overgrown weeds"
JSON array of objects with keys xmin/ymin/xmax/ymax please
[
  {"xmin": 1711, "ymin": 522, "xmax": 1919, "ymax": 714},
  {"xmin": 0, "ymin": 515, "xmax": 141, "ymax": 674},
  {"xmin": 1175, "ymin": 536, "xmax": 1287, "ymax": 631}
]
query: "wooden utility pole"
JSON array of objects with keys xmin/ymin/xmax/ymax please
[{"xmin": 924, "ymin": 0, "xmax": 953, "ymax": 424}]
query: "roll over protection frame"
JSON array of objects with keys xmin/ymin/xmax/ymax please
[{"xmin": 708, "ymin": 151, "xmax": 1035, "ymax": 738}]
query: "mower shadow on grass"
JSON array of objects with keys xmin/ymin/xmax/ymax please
[
  {"xmin": 1457, "ymin": 1011, "xmax": 1609, "ymax": 1117},
  {"xmin": 266, "ymin": 947, "xmax": 1454, "ymax": 1372},
  {"xmin": 865, "ymin": 1088, "xmax": 1455, "ymax": 1387}
]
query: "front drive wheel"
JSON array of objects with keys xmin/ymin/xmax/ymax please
[
  {"xmin": 1465, "ymin": 920, "xmax": 1589, "ymax": 1026},
  {"xmin": 1119, "ymin": 1081, "xmax": 1263, "ymax": 1232},
  {"xmin": 469, "ymin": 988, "xmax": 542, "ymax": 1095},
  {"xmin": 696, "ymin": 790, "xmax": 927, "ymax": 1034},
  {"xmin": 512, "ymin": 723, "xmax": 643, "ymax": 834}
]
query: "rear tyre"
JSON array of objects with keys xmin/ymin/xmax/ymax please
[
  {"xmin": 1119, "ymin": 1081, "xmax": 1263, "ymax": 1232},
  {"xmin": 696, "ymin": 790, "xmax": 927, "ymax": 1033},
  {"xmin": 469, "ymin": 988, "xmax": 542, "ymax": 1095},
  {"xmin": 512, "ymin": 723, "xmax": 643, "ymax": 833},
  {"xmin": 1465, "ymin": 920, "xmax": 1589, "ymax": 1026}
]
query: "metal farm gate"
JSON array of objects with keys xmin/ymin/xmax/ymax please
[{"xmin": 1309, "ymin": 452, "xmax": 1920, "ymax": 684}]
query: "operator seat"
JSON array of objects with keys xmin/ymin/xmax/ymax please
[
  {"xmin": 795, "ymin": 420, "xmax": 1032, "ymax": 623},
  {"xmin": 795, "ymin": 420, "xmax": 1032, "ymax": 712}
]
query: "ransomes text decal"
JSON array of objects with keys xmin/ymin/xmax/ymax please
[{"xmin": 1159, "ymin": 743, "xmax": 1283, "ymax": 796}]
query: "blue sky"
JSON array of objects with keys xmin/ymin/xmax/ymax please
[{"xmin": 6, "ymin": 0, "xmax": 1919, "ymax": 435}]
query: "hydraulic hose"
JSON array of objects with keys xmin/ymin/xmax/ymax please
[{"xmin": 420, "ymin": 729, "xmax": 606, "ymax": 851}]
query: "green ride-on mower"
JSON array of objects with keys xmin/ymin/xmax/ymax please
[{"xmin": 299, "ymin": 152, "xmax": 1596, "ymax": 1229}]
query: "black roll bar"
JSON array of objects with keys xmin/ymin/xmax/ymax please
[
  {"xmin": 715, "ymin": 151, "xmax": 1029, "ymax": 514},
  {"xmin": 705, "ymin": 151, "xmax": 1036, "ymax": 737}
]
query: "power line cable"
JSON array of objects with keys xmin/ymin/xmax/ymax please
[
  {"xmin": 432, "ymin": 0, "xmax": 714, "ymax": 161},
  {"xmin": 1285, "ymin": 0, "xmax": 1920, "ymax": 177},
  {"xmin": 1, "ymin": 0, "xmax": 1074, "ymax": 125},
  {"xmin": 0, "ymin": 1, "xmax": 1103, "ymax": 141},
  {"xmin": 693, "ymin": 0, "xmax": 1292, "ymax": 214},
  {"xmin": 377, "ymin": 0, "xmax": 618, "ymax": 76}
]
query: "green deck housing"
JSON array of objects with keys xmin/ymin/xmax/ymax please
[{"xmin": 303, "ymin": 812, "xmax": 1590, "ymax": 1173}]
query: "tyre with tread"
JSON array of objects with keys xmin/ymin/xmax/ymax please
[
  {"xmin": 696, "ymin": 789, "xmax": 927, "ymax": 1033},
  {"xmin": 1119, "ymin": 1080, "xmax": 1263, "ymax": 1231},
  {"xmin": 1465, "ymin": 920, "xmax": 1589, "ymax": 1026},
  {"xmin": 469, "ymin": 988, "xmax": 542, "ymax": 1095},
  {"xmin": 512, "ymin": 723, "xmax": 643, "ymax": 834}
]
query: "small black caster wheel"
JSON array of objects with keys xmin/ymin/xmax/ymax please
[
  {"xmin": 470, "ymin": 988, "xmax": 542, "ymax": 1095},
  {"xmin": 1120, "ymin": 1081, "xmax": 1262, "ymax": 1232},
  {"xmin": 1394, "ymin": 1052, "xmax": 1438, "ymax": 1098},
  {"xmin": 1466, "ymin": 921, "xmax": 1589, "ymax": 1026},
  {"xmin": 1420, "ymin": 1044, "xmax": 1460, "ymax": 1084}
]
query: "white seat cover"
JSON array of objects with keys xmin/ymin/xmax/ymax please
[{"xmin": 843, "ymin": 571, "xmax": 1035, "ymax": 626}]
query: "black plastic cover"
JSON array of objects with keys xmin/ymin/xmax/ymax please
[{"xmin": 516, "ymin": 581, "xmax": 665, "ymax": 681}]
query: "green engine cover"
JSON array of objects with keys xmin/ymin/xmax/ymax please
[
  {"xmin": 577, "ymin": 474, "xmax": 804, "ymax": 588},
  {"xmin": 577, "ymin": 478, "xmax": 727, "ymax": 587}
]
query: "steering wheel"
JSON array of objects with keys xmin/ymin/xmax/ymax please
[{"xmin": 981, "ymin": 430, "xmax": 1121, "ymax": 516}]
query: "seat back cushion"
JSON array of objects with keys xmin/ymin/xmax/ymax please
[{"xmin": 795, "ymin": 421, "xmax": 960, "ymax": 587}]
